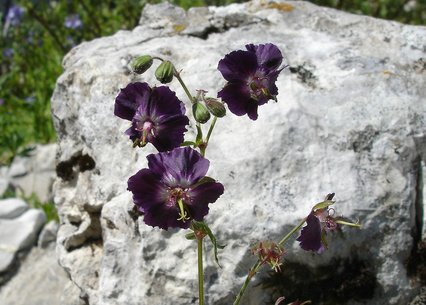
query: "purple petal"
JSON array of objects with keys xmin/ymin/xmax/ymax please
[
  {"xmin": 187, "ymin": 181, "xmax": 224, "ymax": 221},
  {"xmin": 218, "ymin": 83, "xmax": 259, "ymax": 120},
  {"xmin": 147, "ymin": 147, "xmax": 209, "ymax": 187},
  {"xmin": 217, "ymin": 50, "xmax": 258, "ymax": 82},
  {"xmin": 114, "ymin": 82, "xmax": 151, "ymax": 120},
  {"xmin": 296, "ymin": 212, "xmax": 324, "ymax": 253},
  {"xmin": 143, "ymin": 204, "xmax": 191, "ymax": 230},
  {"xmin": 246, "ymin": 43, "xmax": 283, "ymax": 72},
  {"xmin": 149, "ymin": 86, "xmax": 186, "ymax": 118},
  {"xmin": 127, "ymin": 169, "xmax": 167, "ymax": 213},
  {"xmin": 150, "ymin": 115, "xmax": 189, "ymax": 152}
]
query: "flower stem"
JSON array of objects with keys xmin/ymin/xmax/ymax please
[
  {"xmin": 197, "ymin": 237, "xmax": 204, "ymax": 305},
  {"xmin": 174, "ymin": 70, "xmax": 195, "ymax": 104},
  {"xmin": 205, "ymin": 116, "xmax": 217, "ymax": 145},
  {"xmin": 278, "ymin": 217, "xmax": 307, "ymax": 246},
  {"xmin": 233, "ymin": 218, "xmax": 307, "ymax": 305},
  {"xmin": 233, "ymin": 261, "xmax": 262, "ymax": 305}
]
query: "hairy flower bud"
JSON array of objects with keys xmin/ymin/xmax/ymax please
[
  {"xmin": 131, "ymin": 55, "xmax": 153, "ymax": 74},
  {"xmin": 155, "ymin": 60, "xmax": 174, "ymax": 83},
  {"xmin": 205, "ymin": 98, "xmax": 226, "ymax": 118},
  {"xmin": 192, "ymin": 102, "xmax": 211, "ymax": 124}
]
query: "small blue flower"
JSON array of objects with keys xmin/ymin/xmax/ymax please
[
  {"xmin": 2, "ymin": 48, "xmax": 14, "ymax": 59},
  {"xmin": 64, "ymin": 14, "xmax": 83, "ymax": 30},
  {"xmin": 25, "ymin": 96, "xmax": 36, "ymax": 104},
  {"xmin": 6, "ymin": 5, "xmax": 24, "ymax": 26}
]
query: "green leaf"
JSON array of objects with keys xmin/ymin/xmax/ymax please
[
  {"xmin": 191, "ymin": 176, "xmax": 216, "ymax": 188},
  {"xmin": 312, "ymin": 200, "xmax": 335, "ymax": 211},
  {"xmin": 191, "ymin": 221, "xmax": 225, "ymax": 268}
]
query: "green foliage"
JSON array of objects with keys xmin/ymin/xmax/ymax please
[
  {"xmin": 25, "ymin": 192, "xmax": 59, "ymax": 223},
  {"xmin": 0, "ymin": 0, "xmax": 424, "ymax": 165}
]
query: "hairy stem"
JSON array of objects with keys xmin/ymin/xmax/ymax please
[
  {"xmin": 198, "ymin": 237, "xmax": 204, "ymax": 305},
  {"xmin": 233, "ymin": 218, "xmax": 307, "ymax": 305}
]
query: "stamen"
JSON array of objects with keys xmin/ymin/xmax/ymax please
[{"xmin": 177, "ymin": 198, "xmax": 190, "ymax": 222}]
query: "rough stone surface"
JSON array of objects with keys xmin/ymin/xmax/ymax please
[
  {"xmin": 38, "ymin": 220, "xmax": 59, "ymax": 248},
  {"xmin": 0, "ymin": 144, "xmax": 57, "ymax": 202},
  {"xmin": 0, "ymin": 198, "xmax": 28, "ymax": 219},
  {"xmin": 0, "ymin": 208, "xmax": 46, "ymax": 275},
  {"xmin": 0, "ymin": 244, "xmax": 81, "ymax": 305},
  {"xmin": 51, "ymin": 1, "xmax": 426, "ymax": 305}
]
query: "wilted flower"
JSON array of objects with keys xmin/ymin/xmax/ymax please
[
  {"xmin": 296, "ymin": 194, "xmax": 360, "ymax": 253},
  {"xmin": 217, "ymin": 43, "xmax": 284, "ymax": 120},
  {"xmin": 114, "ymin": 82, "xmax": 189, "ymax": 152},
  {"xmin": 6, "ymin": 5, "xmax": 24, "ymax": 26},
  {"xmin": 127, "ymin": 147, "xmax": 224, "ymax": 230},
  {"xmin": 64, "ymin": 14, "xmax": 83, "ymax": 30},
  {"xmin": 251, "ymin": 240, "xmax": 285, "ymax": 272}
]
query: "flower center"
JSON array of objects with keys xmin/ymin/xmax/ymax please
[
  {"xmin": 135, "ymin": 119, "xmax": 155, "ymax": 147},
  {"xmin": 248, "ymin": 74, "xmax": 270, "ymax": 101},
  {"xmin": 166, "ymin": 187, "xmax": 191, "ymax": 222}
]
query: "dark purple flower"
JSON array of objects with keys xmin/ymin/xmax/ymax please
[
  {"xmin": 0, "ymin": 99, "xmax": 4, "ymax": 106},
  {"xmin": 64, "ymin": 14, "xmax": 83, "ymax": 30},
  {"xmin": 127, "ymin": 147, "xmax": 224, "ymax": 230},
  {"xmin": 115, "ymin": 82, "xmax": 189, "ymax": 152},
  {"xmin": 297, "ymin": 196, "xmax": 360, "ymax": 253},
  {"xmin": 6, "ymin": 5, "xmax": 24, "ymax": 26},
  {"xmin": 217, "ymin": 43, "xmax": 284, "ymax": 120},
  {"xmin": 296, "ymin": 211, "xmax": 326, "ymax": 253}
]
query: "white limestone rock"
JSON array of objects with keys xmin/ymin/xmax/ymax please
[
  {"xmin": 38, "ymin": 220, "xmax": 59, "ymax": 248},
  {"xmin": 3, "ymin": 143, "xmax": 57, "ymax": 203},
  {"xmin": 0, "ymin": 198, "xmax": 28, "ymax": 219},
  {"xmin": 0, "ymin": 244, "xmax": 81, "ymax": 305},
  {"xmin": 51, "ymin": 1, "xmax": 426, "ymax": 305}
]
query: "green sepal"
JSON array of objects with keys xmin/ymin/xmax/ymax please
[
  {"xmin": 312, "ymin": 200, "xmax": 335, "ymax": 211},
  {"xmin": 193, "ymin": 102, "xmax": 211, "ymax": 124},
  {"xmin": 131, "ymin": 55, "xmax": 153, "ymax": 74},
  {"xmin": 181, "ymin": 141, "xmax": 196, "ymax": 147},
  {"xmin": 155, "ymin": 60, "xmax": 174, "ymax": 84},
  {"xmin": 191, "ymin": 221, "xmax": 226, "ymax": 268},
  {"xmin": 185, "ymin": 232, "xmax": 196, "ymax": 240},
  {"xmin": 191, "ymin": 176, "xmax": 216, "ymax": 188}
]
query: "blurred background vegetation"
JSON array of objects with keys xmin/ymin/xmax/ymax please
[{"xmin": 0, "ymin": 0, "xmax": 425, "ymax": 166}]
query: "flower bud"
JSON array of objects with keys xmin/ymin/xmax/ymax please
[
  {"xmin": 155, "ymin": 60, "xmax": 174, "ymax": 84},
  {"xmin": 131, "ymin": 55, "xmax": 153, "ymax": 74},
  {"xmin": 205, "ymin": 98, "xmax": 226, "ymax": 118},
  {"xmin": 192, "ymin": 102, "xmax": 211, "ymax": 124}
]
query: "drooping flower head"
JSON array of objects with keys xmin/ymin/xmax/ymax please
[
  {"xmin": 6, "ymin": 5, "xmax": 24, "ymax": 27},
  {"xmin": 217, "ymin": 43, "xmax": 284, "ymax": 120},
  {"xmin": 127, "ymin": 147, "xmax": 224, "ymax": 230},
  {"xmin": 251, "ymin": 240, "xmax": 285, "ymax": 272},
  {"xmin": 296, "ymin": 193, "xmax": 361, "ymax": 253},
  {"xmin": 114, "ymin": 82, "xmax": 189, "ymax": 152},
  {"xmin": 64, "ymin": 14, "xmax": 83, "ymax": 30}
]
